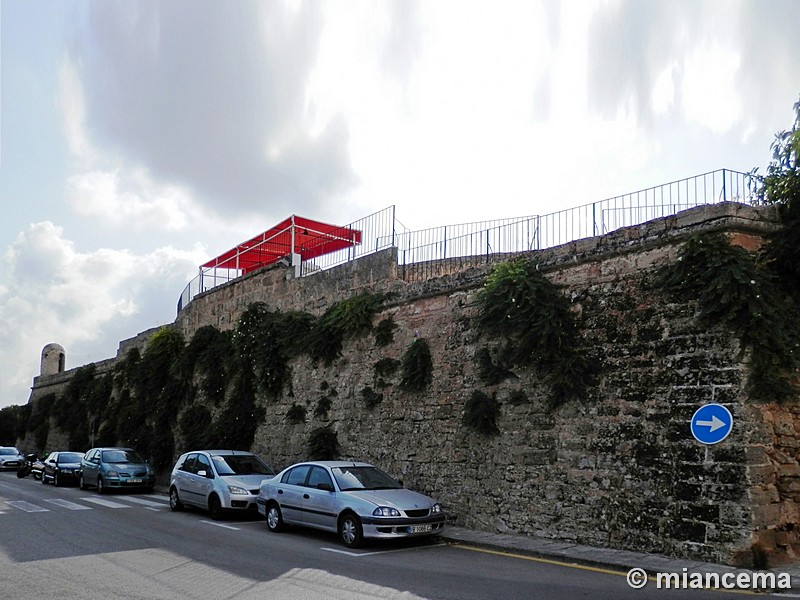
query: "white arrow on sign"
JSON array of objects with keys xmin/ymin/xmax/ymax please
[{"xmin": 695, "ymin": 415, "xmax": 726, "ymax": 432}]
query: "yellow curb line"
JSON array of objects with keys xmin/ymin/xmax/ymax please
[{"xmin": 450, "ymin": 543, "xmax": 761, "ymax": 595}]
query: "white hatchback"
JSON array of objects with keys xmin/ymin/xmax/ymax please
[{"xmin": 169, "ymin": 450, "xmax": 275, "ymax": 519}]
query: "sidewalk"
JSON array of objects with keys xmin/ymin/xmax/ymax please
[{"xmin": 440, "ymin": 526, "xmax": 800, "ymax": 593}]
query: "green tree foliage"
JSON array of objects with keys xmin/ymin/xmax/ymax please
[
  {"xmin": 0, "ymin": 405, "xmax": 27, "ymax": 446},
  {"xmin": 754, "ymin": 97, "xmax": 800, "ymax": 296}
]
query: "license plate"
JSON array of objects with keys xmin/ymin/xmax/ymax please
[
  {"xmin": 128, "ymin": 478, "xmax": 142, "ymax": 484},
  {"xmin": 408, "ymin": 524, "xmax": 432, "ymax": 533}
]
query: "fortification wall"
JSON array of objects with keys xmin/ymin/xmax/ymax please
[{"xmin": 28, "ymin": 201, "xmax": 800, "ymax": 564}]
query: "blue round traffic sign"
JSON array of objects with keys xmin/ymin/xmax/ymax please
[{"xmin": 690, "ymin": 404, "xmax": 733, "ymax": 445}]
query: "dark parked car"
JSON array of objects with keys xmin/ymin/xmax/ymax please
[
  {"xmin": 41, "ymin": 451, "xmax": 84, "ymax": 486},
  {"xmin": 257, "ymin": 461, "xmax": 445, "ymax": 548},
  {"xmin": 169, "ymin": 450, "xmax": 275, "ymax": 519},
  {"xmin": 80, "ymin": 447, "xmax": 155, "ymax": 493}
]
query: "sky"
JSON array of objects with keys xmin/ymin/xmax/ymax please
[{"xmin": 1, "ymin": 0, "xmax": 800, "ymax": 409}]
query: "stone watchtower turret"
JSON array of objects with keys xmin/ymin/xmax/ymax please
[{"xmin": 40, "ymin": 343, "xmax": 65, "ymax": 376}]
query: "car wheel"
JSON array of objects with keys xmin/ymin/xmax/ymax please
[
  {"xmin": 208, "ymin": 495, "xmax": 223, "ymax": 520},
  {"xmin": 97, "ymin": 476, "xmax": 105, "ymax": 494},
  {"xmin": 339, "ymin": 513, "xmax": 363, "ymax": 548},
  {"xmin": 54, "ymin": 473, "xmax": 60, "ymax": 487},
  {"xmin": 266, "ymin": 503, "xmax": 284, "ymax": 532},
  {"xmin": 169, "ymin": 487, "xmax": 183, "ymax": 512},
  {"xmin": 79, "ymin": 475, "xmax": 87, "ymax": 490},
  {"xmin": 41, "ymin": 472, "xmax": 47, "ymax": 485}
]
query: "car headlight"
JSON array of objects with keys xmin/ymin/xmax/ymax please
[
  {"xmin": 431, "ymin": 503, "xmax": 442, "ymax": 514},
  {"xmin": 373, "ymin": 507, "xmax": 401, "ymax": 517},
  {"xmin": 228, "ymin": 485, "xmax": 248, "ymax": 495},
  {"xmin": 107, "ymin": 470, "xmax": 119, "ymax": 477}
]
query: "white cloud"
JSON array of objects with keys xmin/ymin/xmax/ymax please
[
  {"xmin": 0, "ymin": 222, "xmax": 206, "ymax": 407},
  {"xmin": 57, "ymin": 58, "xmax": 94, "ymax": 163},
  {"xmin": 681, "ymin": 42, "xmax": 742, "ymax": 134},
  {"xmin": 66, "ymin": 168, "xmax": 191, "ymax": 231}
]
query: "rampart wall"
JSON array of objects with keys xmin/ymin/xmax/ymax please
[{"xmin": 28, "ymin": 202, "xmax": 800, "ymax": 565}]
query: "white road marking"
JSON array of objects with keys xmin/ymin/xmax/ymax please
[
  {"xmin": 118, "ymin": 496, "xmax": 165, "ymax": 508},
  {"xmin": 141, "ymin": 494, "xmax": 170, "ymax": 503},
  {"xmin": 6, "ymin": 501, "xmax": 49, "ymax": 513},
  {"xmin": 80, "ymin": 497, "xmax": 131, "ymax": 509},
  {"xmin": 44, "ymin": 499, "xmax": 92, "ymax": 510},
  {"xmin": 200, "ymin": 520, "xmax": 240, "ymax": 530}
]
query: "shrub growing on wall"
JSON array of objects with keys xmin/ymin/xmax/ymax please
[
  {"xmin": 463, "ymin": 390, "xmax": 500, "ymax": 436},
  {"xmin": 361, "ymin": 386, "xmax": 383, "ymax": 409},
  {"xmin": 660, "ymin": 233, "xmax": 800, "ymax": 403},
  {"xmin": 374, "ymin": 317, "xmax": 398, "ymax": 347},
  {"xmin": 287, "ymin": 404, "xmax": 307, "ymax": 424},
  {"xmin": 476, "ymin": 257, "xmax": 597, "ymax": 411},
  {"xmin": 475, "ymin": 347, "xmax": 516, "ymax": 385},
  {"xmin": 314, "ymin": 395, "xmax": 332, "ymax": 419},
  {"xmin": 306, "ymin": 293, "xmax": 385, "ymax": 364},
  {"xmin": 308, "ymin": 425, "xmax": 341, "ymax": 460},
  {"xmin": 400, "ymin": 338, "xmax": 433, "ymax": 392},
  {"xmin": 184, "ymin": 325, "xmax": 233, "ymax": 405},
  {"xmin": 374, "ymin": 358, "xmax": 400, "ymax": 378},
  {"xmin": 179, "ymin": 404, "xmax": 213, "ymax": 449}
]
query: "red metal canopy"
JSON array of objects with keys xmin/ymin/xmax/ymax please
[{"xmin": 201, "ymin": 215, "xmax": 362, "ymax": 274}]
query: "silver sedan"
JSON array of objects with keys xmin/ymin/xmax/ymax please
[{"xmin": 256, "ymin": 461, "xmax": 445, "ymax": 548}]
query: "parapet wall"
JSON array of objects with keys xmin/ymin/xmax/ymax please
[{"xmin": 29, "ymin": 201, "xmax": 800, "ymax": 565}]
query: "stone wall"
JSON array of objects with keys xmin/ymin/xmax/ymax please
[{"xmin": 27, "ymin": 201, "xmax": 800, "ymax": 565}]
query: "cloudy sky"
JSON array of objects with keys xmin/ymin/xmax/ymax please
[{"xmin": 1, "ymin": 0, "xmax": 799, "ymax": 409}]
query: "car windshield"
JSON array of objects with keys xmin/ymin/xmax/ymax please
[
  {"xmin": 212, "ymin": 454, "xmax": 274, "ymax": 476},
  {"xmin": 58, "ymin": 453, "xmax": 84, "ymax": 464},
  {"xmin": 0, "ymin": 448, "xmax": 19, "ymax": 456},
  {"xmin": 332, "ymin": 466, "xmax": 402, "ymax": 491},
  {"xmin": 102, "ymin": 450, "xmax": 145, "ymax": 463}
]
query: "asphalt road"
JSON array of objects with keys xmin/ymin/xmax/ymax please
[{"xmin": 0, "ymin": 472, "xmax": 756, "ymax": 599}]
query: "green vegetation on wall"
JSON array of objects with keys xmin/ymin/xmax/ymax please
[
  {"xmin": 463, "ymin": 390, "xmax": 501, "ymax": 436},
  {"xmin": 287, "ymin": 404, "xmax": 307, "ymax": 424},
  {"xmin": 306, "ymin": 293, "xmax": 385, "ymax": 364},
  {"xmin": 11, "ymin": 291, "xmax": 386, "ymax": 469},
  {"xmin": 660, "ymin": 234, "xmax": 800, "ymax": 403},
  {"xmin": 476, "ymin": 257, "xmax": 597, "ymax": 411},
  {"xmin": 374, "ymin": 317, "xmax": 398, "ymax": 347},
  {"xmin": 400, "ymin": 338, "xmax": 434, "ymax": 392},
  {"xmin": 307, "ymin": 425, "xmax": 341, "ymax": 460}
]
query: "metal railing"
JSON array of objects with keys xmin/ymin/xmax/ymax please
[
  {"xmin": 177, "ymin": 169, "xmax": 760, "ymax": 311},
  {"xmin": 299, "ymin": 206, "xmax": 396, "ymax": 275},
  {"xmin": 399, "ymin": 169, "xmax": 760, "ymax": 281}
]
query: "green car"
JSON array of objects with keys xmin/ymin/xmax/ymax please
[{"xmin": 80, "ymin": 447, "xmax": 155, "ymax": 493}]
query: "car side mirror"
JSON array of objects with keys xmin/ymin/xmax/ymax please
[{"xmin": 316, "ymin": 482, "xmax": 334, "ymax": 492}]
